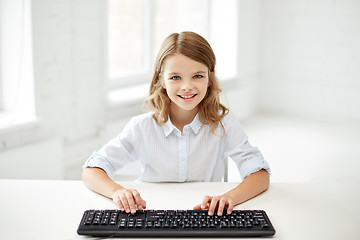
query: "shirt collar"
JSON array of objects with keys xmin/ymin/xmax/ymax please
[{"xmin": 162, "ymin": 113, "xmax": 202, "ymax": 137}]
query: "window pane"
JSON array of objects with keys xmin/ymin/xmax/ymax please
[
  {"xmin": 210, "ymin": 0, "xmax": 238, "ymax": 79},
  {"xmin": 0, "ymin": 0, "xmax": 35, "ymax": 127},
  {"xmin": 153, "ymin": 0, "xmax": 208, "ymax": 59},
  {"xmin": 108, "ymin": 0, "xmax": 144, "ymax": 78}
]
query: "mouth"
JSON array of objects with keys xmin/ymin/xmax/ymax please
[{"xmin": 178, "ymin": 94, "xmax": 198, "ymax": 99}]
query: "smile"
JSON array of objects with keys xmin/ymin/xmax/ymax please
[{"xmin": 178, "ymin": 94, "xmax": 197, "ymax": 99}]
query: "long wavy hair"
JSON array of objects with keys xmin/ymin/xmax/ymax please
[{"xmin": 146, "ymin": 31, "xmax": 228, "ymax": 133}]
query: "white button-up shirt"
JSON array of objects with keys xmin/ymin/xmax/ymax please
[{"xmin": 83, "ymin": 111, "xmax": 270, "ymax": 182}]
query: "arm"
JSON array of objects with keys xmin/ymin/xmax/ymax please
[
  {"xmin": 193, "ymin": 169, "xmax": 269, "ymax": 216},
  {"xmin": 82, "ymin": 167, "xmax": 146, "ymax": 213}
]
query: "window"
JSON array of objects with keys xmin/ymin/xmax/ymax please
[
  {"xmin": 0, "ymin": 0, "xmax": 35, "ymax": 128},
  {"xmin": 108, "ymin": 0, "xmax": 146, "ymax": 83},
  {"xmin": 107, "ymin": 0, "xmax": 239, "ymax": 104}
]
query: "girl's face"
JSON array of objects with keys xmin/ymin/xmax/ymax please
[{"xmin": 162, "ymin": 54, "xmax": 210, "ymax": 117}]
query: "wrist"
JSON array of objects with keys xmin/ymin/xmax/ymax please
[
  {"xmin": 223, "ymin": 189, "xmax": 243, "ymax": 206},
  {"xmin": 110, "ymin": 185, "xmax": 125, "ymax": 199}
]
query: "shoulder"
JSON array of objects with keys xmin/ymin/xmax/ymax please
[
  {"xmin": 221, "ymin": 110, "xmax": 241, "ymax": 126},
  {"xmin": 127, "ymin": 112, "xmax": 159, "ymax": 129},
  {"xmin": 120, "ymin": 112, "xmax": 158, "ymax": 137},
  {"xmin": 130, "ymin": 112, "xmax": 154, "ymax": 123},
  {"xmin": 219, "ymin": 110, "xmax": 247, "ymax": 136}
]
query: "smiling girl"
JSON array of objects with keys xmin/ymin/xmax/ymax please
[{"xmin": 82, "ymin": 32, "xmax": 271, "ymax": 216}]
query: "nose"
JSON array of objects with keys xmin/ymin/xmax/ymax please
[{"xmin": 181, "ymin": 79, "xmax": 194, "ymax": 92}]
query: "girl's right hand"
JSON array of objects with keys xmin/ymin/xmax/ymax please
[{"xmin": 112, "ymin": 188, "xmax": 147, "ymax": 214}]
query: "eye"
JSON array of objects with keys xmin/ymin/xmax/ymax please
[
  {"xmin": 193, "ymin": 74, "xmax": 203, "ymax": 79},
  {"xmin": 170, "ymin": 76, "xmax": 181, "ymax": 80}
]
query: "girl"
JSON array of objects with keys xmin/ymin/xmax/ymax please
[{"xmin": 82, "ymin": 32, "xmax": 270, "ymax": 216}]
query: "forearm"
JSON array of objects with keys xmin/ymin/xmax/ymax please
[
  {"xmin": 82, "ymin": 167, "xmax": 125, "ymax": 199},
  {"xmin": 224, "ymin": 169, "xmax": 270, "ymax": 205}
]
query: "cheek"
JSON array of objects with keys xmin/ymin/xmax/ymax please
[
  {"xmin": 163, "ymin": 80, "xmax": 178, "ymax": 92},
  {"xmin": 199, "ymin": 82, "xmax": 210, "ymax": 94},
  {"xmin": 163, "ymin": 83, "xmax": 176, "ymax": 98},
  {"xmin": 162, "ymin": 78, "xmax": 173, "ymax": 90},
  {"xmin": 163, "ymin": 82, "xmax": 171, "ymax": 93}
]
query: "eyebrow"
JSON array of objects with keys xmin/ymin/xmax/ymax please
[{"xmin": 168, "ymin": 70, "xmax": 207, "ymax": 75}]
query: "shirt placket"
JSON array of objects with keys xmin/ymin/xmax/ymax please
[{"xmin": 176, "ymin": 128, "xmax": 188, "ymax": 182}]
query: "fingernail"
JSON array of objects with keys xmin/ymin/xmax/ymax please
[
  {"xmin": 208, "ymin": 211, "xmax": 213, "ymax": 216},
  {"xmin": 131, "ymin": 209, "xmax": 136, "ymax": 214},
  {"xmin": 201, "ymin": 204, "xmax": 205, "ymax": 209},
  {"xmin": 218, "ymin": 211, "xmax": 222, "ymax": 216}
]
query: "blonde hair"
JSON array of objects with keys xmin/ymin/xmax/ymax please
[{"xmin": 146, "ymin": 31, "xmax": 228, "ymax": 132}]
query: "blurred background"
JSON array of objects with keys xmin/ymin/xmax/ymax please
[{"xmin": 0, "ymin": 0, "xmax": 359, "ymax": 212}]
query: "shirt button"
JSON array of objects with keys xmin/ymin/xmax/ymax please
[{"xmin": 183, "ymin": 126, "xmax": 190, "ymax": 134}]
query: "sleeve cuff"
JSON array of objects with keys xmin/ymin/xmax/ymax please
[
  {"xmin": 82, "ymin": 152, "xmax": 116, "ymax": 179},
  {"xmin": 239, "ymin": 157, "xmax": 271, "ymax": 179}
]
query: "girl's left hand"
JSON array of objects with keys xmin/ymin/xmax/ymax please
[{"xmin": 193, "ymin": 194, "xmax": 235, "ymax": 216}]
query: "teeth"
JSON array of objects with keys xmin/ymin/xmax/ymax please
[{"xmin": 180, "ymin": 94, "xmax": 196, "ymax": 99}]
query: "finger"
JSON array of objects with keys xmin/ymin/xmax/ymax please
[
  {"xmin": 117, "ymin": 197, "xmax": 126, "ymax": 211},
  {"xmin": 201, "ymin": 195, "xmax": 212, "ymax": 209},
  {"xmin": 193, "ymin": 204, "xmax": 202, "ymax": 210},
  {"xmin": 132, "ymin": 190, "xmax": 146, "ymax": 210},
  {"xmin": 142, "ymin": 199, "xmax": 147, "ymax": 209},
  {"xmin": 119, "ymin": 194, "xmax": 131, "ymax": 213},
  {"xmin": 118, "ymin": 201, "xmax": 125, "ymax": 211},
  {"xmin": 125, "ymin": 192, "xmax": 137, "ymax": 214},
  {"xmin": 217, "ymin": 198, "xmax": 226, "ymax": 216},
  {"xmin": 226, "ymin": 200, "xmax": 235, "ymax": 215},
  {"xmin": 113, "ymin": 196, "xmax": 125, "ymax": 211},
  {"xmin": 208, "ymin": 197, "xmax": 220, "ymax": 216},
  {"xmin": 135, "ymin": 191, "xmax": 146, "ymax": 209}
]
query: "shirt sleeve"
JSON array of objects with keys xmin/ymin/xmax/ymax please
[
  {"xmin": 82, "ymin": 117, "xmax": 138, "ymax": 179},
  {"xmin": 222, "ymin": 112, "xmax": 271, "ymax": 179}
]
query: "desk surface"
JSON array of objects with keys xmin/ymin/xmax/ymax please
[{"xmin": 0, "ymin": 179, "xmax": 359, "ymax": 240}]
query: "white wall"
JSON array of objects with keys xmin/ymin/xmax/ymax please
[
  {"xmin": 223, "ymin": 0, "xmax": 261, "ymax": 120},
  {"xmin": 259, "ymin": 0, "xmax": 360, "ymax": 123},
  {"xmin": 0, "ymin": 0, "xmax": 116, "ymax": 179},
  {"xmin": 0, "ymin": 138, "xmax": 63, "ymax": 179}
]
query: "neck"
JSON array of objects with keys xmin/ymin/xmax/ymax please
[{"xmin": 169, "ymin": 105, "xmax": 198, "ymax": 132}]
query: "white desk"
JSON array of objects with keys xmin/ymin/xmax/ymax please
[{"xmin": 0, "ymin": 179, "xmax": 359, "ymax": 240}]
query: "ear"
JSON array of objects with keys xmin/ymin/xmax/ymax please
[
  {"xmin": 158, "ymin": 73, "xmax": 166, "ymax": 89},
  {"xmin": 157, "ymin": 72, "xmax": 166, "ymax": 89},
  {"xmin": 161, "ymin": 79, "xmax": 166, "ymax": 89}
]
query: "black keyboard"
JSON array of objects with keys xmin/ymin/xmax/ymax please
[{"xmin": 77, "ymin": 209, "xmax": 276, "ymax": 237}]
